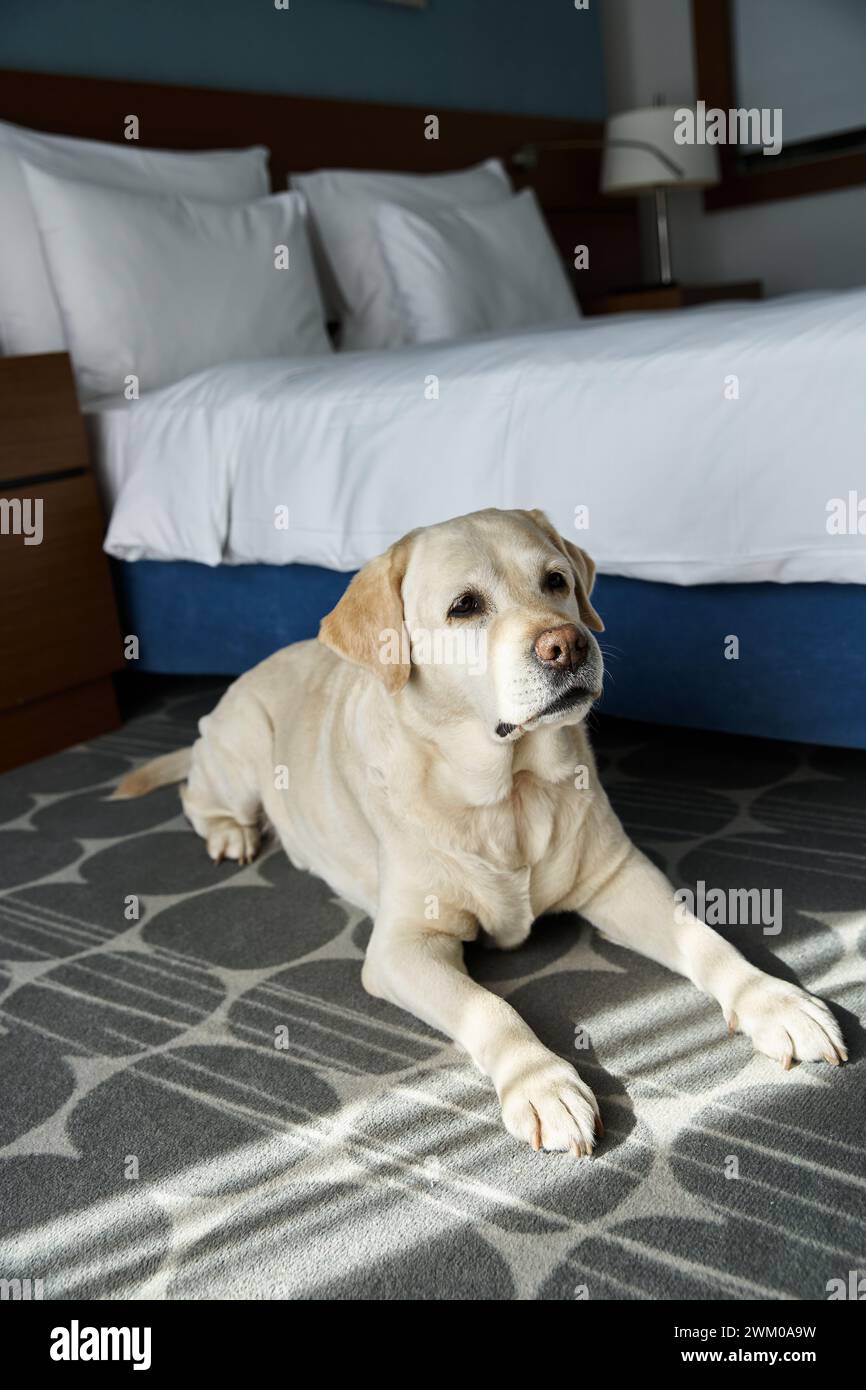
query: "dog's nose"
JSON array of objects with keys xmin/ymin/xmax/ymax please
[{"xmin": 534, "ymin": 623, "xmax": 587, "ymax": 670}]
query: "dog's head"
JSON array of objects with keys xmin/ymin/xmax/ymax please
[{"xmin": 319, "ymin": 507, "xmax": 604, "ymax": 742}]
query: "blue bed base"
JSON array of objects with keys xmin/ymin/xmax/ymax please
[{"xmin": 116, "ymin": 560, "xmax": 866, "ymax": 749}]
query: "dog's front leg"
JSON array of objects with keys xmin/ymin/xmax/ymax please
[
  {"xmin": 362, "ymin": 901, "xmax": 602, "ymax": 1155},
  {"xmin": 566, "ymin": 840, "xmax": 847, "ymax": 1069}
]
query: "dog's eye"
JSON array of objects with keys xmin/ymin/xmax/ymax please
[
  {"xmin": 448, "ymin": 592, "xmax": 483, "ymax": 618},
  {"xmin": 544, "ymin": 571, "xmax": 568, "ymax": 592}
]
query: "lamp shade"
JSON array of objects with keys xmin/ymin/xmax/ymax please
[{"xmin": 601, "ymin": 106, "xmax": 720, "ymax": 194}]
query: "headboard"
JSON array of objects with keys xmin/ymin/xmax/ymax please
[{"xmin": 0, "ymin": 69, "xmax": 640, "ymax": 306}]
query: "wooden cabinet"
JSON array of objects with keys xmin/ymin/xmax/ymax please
[{"xmin": 0, "ymin": 353, "xmax": 123, "ymax": 771}]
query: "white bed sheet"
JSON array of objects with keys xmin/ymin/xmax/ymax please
[{"xmin": 94, "ymin": 289, "xmax": 866, "ymax": 586}]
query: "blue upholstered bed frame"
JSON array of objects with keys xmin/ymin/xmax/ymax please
[{"xmin": 117, "ymin": 560, "xmax": 866, "ymax": 749}]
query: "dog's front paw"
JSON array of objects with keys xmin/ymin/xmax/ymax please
[
  {"xmin": 206, "ymin": 817, "xmax": 260, "ymax": 865},
  {"xmin": 497, "ymin": 1049, "xmax": 601, "ymax": 1157},
  {"xmin": 727, "ymin": 975, "xmax": 847, "ymax": 1068}
]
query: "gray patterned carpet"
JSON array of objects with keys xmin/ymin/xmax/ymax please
[{"xmin": 0, "ymin": 680, "xmax": 864, "ymax": 1300}]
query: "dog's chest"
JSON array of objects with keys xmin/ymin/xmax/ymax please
[
  {"xmin": 475, "ymin": 775, "xmax": 560, "ymax": 867},
  {"xmin": 464, "ymin": 776, "xmax": 584, "ymax": 947}
]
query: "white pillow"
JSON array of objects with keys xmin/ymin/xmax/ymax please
[
  {"xmin": 292, "ymin": 159, "xmax": 511, "ymax": 350},
  {"xmin": 23, "ymin": 165, "xmax": 330, "ymax": 399},
  {"xmin": 0, "ymin": 119, "xmax": 269, "ymax": 355},
  {"xmin": 376, "ymin": 188, "xmax": 581, "ymax": 345}
]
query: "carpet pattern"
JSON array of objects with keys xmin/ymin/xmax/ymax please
[{"xmin": 0, "ymin": 683, "xmax": 864, "ymax": 1300}]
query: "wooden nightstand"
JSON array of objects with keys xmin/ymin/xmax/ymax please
[
  {"xmin": 0, "ymin": 352, "xmax": 123, "ymax": 772},
  {"xmin": 585, "ymin": 281, "xmax": 763, "ymax": 315}
]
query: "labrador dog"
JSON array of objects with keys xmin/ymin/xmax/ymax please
[{"xmin": 114, "ymin": 508, "xmax": 847, "ymax": 1155}]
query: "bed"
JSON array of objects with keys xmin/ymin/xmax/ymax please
[
  {"xmin": 91, "ymin": 290, "xmax": 866, "ymax": 747},
  {"xmin": 2, "ymin": 70, "xmax": 865, "ymax": 748}
]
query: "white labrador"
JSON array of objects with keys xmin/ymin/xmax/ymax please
[{"xmin": 114, "ymin": 508, "xmax": 847, "ymax": 1155}]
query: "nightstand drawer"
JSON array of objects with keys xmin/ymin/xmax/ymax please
[
  {"xmin": 0, "ymin": 352, "xmax": 89, "ymax": 484},
  {"xmin": 0, "ymin": 471, "xmax": 122, "ymax": 710},
  {"xmin": 585, "ymin": 281, "xmax": 763, "ymax": 315}
]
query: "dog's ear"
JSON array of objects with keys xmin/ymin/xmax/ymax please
[
  {"xmin": 524, "ymin": 508, "xmax": 604, "ymax": 632},
  {"xmin": 318, "ymin": 538, "xmax": 412, "ymax": 693},
  {"xmin": 560, "ymin": 536, "xmax": 604, "ymax": 633}
]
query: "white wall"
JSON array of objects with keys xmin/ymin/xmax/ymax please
[{"xmin": 601, "ymin": 0, "xmax": 866, "ymax": 296}]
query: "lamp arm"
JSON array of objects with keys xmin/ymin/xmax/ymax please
[{"xmin": 513, "ymin": 136, "xmax": 685, "ymax": 180}]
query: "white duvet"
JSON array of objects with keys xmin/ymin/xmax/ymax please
[{"xmin": 95, "ymin": 289, "xmax": 866, "ymax": 585}]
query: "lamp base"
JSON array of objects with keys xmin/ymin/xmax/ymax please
[{"xmin": 654, "ymin": 186, "xmax": 673, "ymax": 287}]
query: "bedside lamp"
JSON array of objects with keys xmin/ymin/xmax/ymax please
[{"xmin": 601, "ymin": 106, "xmax": 720, "ymax": 286}]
